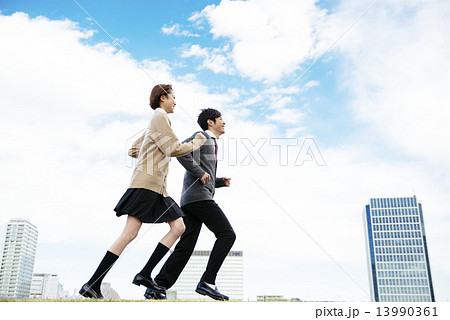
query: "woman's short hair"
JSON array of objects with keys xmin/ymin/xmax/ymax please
[
  {"xmin": 149, "ymin": 84, "xmax": 172, "ymax": 110},
  {"xmin": 197, "ymin": 108, "xmax": 222, "ymax": 131}
]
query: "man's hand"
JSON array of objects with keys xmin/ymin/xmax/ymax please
[
  {"xmin": 223, "ymin": 177, "xmax": 231, "ymax": 187},
  {"xmin": 200, "ymin": 172, "xmax": 211, "ymax": 184}
]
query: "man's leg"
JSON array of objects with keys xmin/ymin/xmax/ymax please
[
  {"xmin": 154, "ymin": 210, "xmax": 202, "ymax": 289},
  {"xmin": 194, "ymin": 200, "xmax": 236, "ymax": 285}
]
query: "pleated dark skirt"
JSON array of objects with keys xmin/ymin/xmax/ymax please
[{"xmin": 114, "ymin": 188, "xmax": 185, "ymax": 223}]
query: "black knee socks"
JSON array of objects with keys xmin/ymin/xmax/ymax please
[
  {"xmin": 139, "ymin": 242, "xmax": 169, "ymax": 278},
  {"xmin": 86, "ymin": 243, "xmax": 168, "ymax": 292},
  {"xmin": 87, "ymin": 251, "xmax": 119, "ymax": 292}
]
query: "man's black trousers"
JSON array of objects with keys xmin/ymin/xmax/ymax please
[{"xmin": 155, "ymin": 200, "xmax": 236, "ymax": 288}]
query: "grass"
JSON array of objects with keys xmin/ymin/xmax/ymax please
[{"xmin": 0, "ymin": 299, "xmax": 240, "ymax": 302}]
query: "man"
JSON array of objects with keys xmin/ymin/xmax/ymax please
[{"xmin": 144, "ymin": 108, "xmax": 236, "ymax": 301}]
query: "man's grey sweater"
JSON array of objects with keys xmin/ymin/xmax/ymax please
[{"xmin": 178, "ymin": 131, "xmax": 226, "ymax": 207}]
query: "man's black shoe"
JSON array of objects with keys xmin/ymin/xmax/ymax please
[
  {"xmin": 195, "ymin": 281, "xmax": 229, "ymax": 301},
  {"xmin": 132, "ymin": 273, "xmax": 166, "ymax": 292},
  {"xmin": 144, "ymin": 288, "xmax": 167, "ymax": 300},
  {"xmin": 79, "ymin": 283, "xmax": 104, "ymax": 299}
]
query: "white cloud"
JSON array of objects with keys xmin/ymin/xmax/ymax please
[
  {"xmin": 181, "ymin": 44, "xmax": 209, "ymax": 58},
  {"xmin": 190, "ymin": 0, "xmax": 326, "ymax": 82},
  {"xmin": 161, "ymin": 23, "xmax": 199, "ymax": 37},
  {"xmin": 285, "ymin": 126, "xmax": 306, "ymax": 138},
  {"xmin": 329, "ymin": 0, "xmax": 450, "ymax": 170},
  {"xmin": 302, "ymin": 80, "xmax": 320, "ymax": 90},
  {"xmin": 181, "ymin": 44, "xmax": 235, "ymax": 74},
  {"xmin": 267, "ymin": 106, "xmax": 304, "ymax": 125}
]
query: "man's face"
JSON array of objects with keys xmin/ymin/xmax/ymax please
[{"xmin": 209, "ymin": 116, "xmax": 225, "ymax": 135}]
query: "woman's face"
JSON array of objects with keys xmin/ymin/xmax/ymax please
[{"xmin": 160, "ymin": 90, "xmax": 176, "ymax": 114}]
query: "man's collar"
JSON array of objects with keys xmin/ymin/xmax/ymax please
[{"xmin": 205, "ymin": 130, "xmax": 217, "ymax": 139}]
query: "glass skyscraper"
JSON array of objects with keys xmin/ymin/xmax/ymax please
[
  {"xmin": 363, "ymin": 196, "xmax": 435, "ymax": 302},
  {"xmin": 0, "ymin": 218, "xmax": 38, "ymax": 299}
]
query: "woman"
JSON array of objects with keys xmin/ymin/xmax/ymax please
[{"xmin": 79, "ymin": 84, "xmax": 206, "ymax": 299}]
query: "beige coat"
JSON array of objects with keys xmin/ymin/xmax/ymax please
[{"xmin": 128, "ymin": 109, "xmax": 206, "ymax": 196}]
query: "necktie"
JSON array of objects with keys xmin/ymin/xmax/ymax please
[{"xmin": 213, "ymin": 138, "xmax": 218, "ymax": 162}]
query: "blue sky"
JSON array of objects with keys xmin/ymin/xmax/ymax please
[
  {"xmin": 0, "ymin": 0, "xmax": 354, "ymax": 146},
  {"xmin": 1, "ymin": 0, "xmax": 449, "ymax": 303}
]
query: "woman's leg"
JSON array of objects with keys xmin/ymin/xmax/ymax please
[
  {"xmin": 161, "ymin": 217, "xmax": 186, "ymax": 248},
  {"xmin": 109, "ymin": 215, "xmax": 142, "ymax": 255},
  {"xmin": 138, "ymin": 217, "xmax": 185, "ymax": 279},
  {"xmin": 85, "ymin": 216, "xmax": 142, "ymax": 293}
]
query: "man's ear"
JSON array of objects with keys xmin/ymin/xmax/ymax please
[{"xmin": 206, "ymin": 119, "xmax": 214, "ymax": 128}]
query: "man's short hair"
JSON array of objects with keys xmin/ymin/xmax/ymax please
[{"xmin": 197, "ymin": 108, "xmax": 222, "ymax": 131}]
